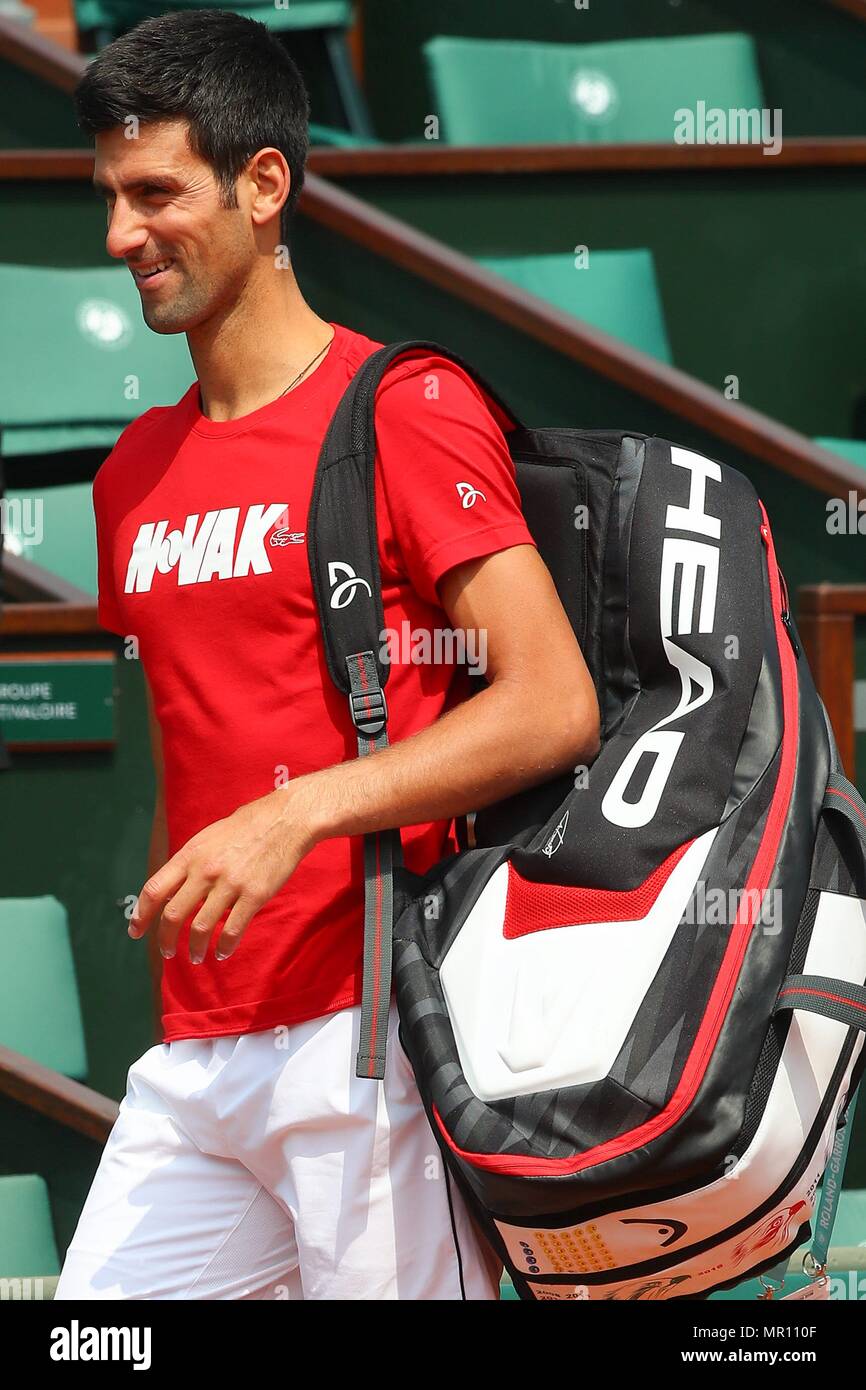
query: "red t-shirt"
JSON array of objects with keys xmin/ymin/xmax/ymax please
[{"xmin": 93, "ymin": 320, "xmax": 536, "ymax": 1041}]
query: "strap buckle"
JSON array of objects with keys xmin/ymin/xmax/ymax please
[
  {"xmin": 345, "ymin": 651, "xmax": 389, "ymax": 738},
  {"xmin": 348, "ymin": 684, "xmax": 388, "ymax": 738}
]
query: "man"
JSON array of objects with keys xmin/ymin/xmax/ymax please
[{"xmin": 55, "ymin": 10, "xmax": 599, "ymax": 1300}]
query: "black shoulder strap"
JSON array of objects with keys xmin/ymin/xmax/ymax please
[
  {"xmin": 307, "ymin": 339, "xmax": 519, "ymax": 698},
  {"xmin": 306, "ymin": 340, "xmax": 519, "ymax": 1079}
]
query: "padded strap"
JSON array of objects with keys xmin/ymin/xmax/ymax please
[{"xmin": 307, "ymin": 339, "xmax": 520, "ymax": 699}]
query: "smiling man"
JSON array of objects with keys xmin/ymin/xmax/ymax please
[{"xmin": 55, "ymin": 10, "xmax": 599, "ymax": 1301}]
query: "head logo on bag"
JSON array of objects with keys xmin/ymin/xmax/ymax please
[{"xmin": 602, "ymin": 447, "xmax": 721, "ymax": 830}]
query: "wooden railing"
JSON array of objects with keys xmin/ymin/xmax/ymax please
[
  {"xmin": 799, "ymin": 585, "xmax": 866, "ymax": 780},
  {"xmin": 0, "ymin": 12, "xmax": 81, "ymax": 88},
  {"xmin": 1, "ymin": 552, "xmax": 100, "ymax": 635},
  {"xmin": 307, "ymin": 137, "xmax": 866, "ymax": 178},
  {"xmin": 6, "ymin": 137, "xmax": 866, "ymax": 181},
  {"xmin": 0, "ymin": 1044, "xmax": 117, "ymax": 1142}
]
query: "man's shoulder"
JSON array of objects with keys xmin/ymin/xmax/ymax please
[
  {"xmin": 339, "ymin": 327, "xmax": 486, "ymax": 397},
  {"xmin": 377, "ymin": 346, "xmax": 473, "ymax": 389},
  {"xmin": 373, "ymin": 346, "xmax": 512, "ymax": 435},
  {"xmin": 328, "ymin": 326, "xmax": 507, "ymax": 425}
]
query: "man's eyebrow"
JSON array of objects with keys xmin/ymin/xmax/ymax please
[{"xmin": 91, "ymin": 175, "xmax": 180, "ymax": 194}]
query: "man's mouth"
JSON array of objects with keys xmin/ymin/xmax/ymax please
[{"xmin": 131, "ymin": 258, "xmax": 175, "ymax": 287}]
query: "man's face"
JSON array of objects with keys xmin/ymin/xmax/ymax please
[{"xmin": 93, "ymin": 119, "xmax": 255, "ymax": 334}]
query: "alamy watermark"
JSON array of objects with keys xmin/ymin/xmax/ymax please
[
  {"xmin": 379, "ymin": 621, "xmax": 487, "ymax": 675},
  {"xmin": 683, "ymin": 881, "xmax": 782, "ymax": 933},
  {"xmin": 826, "ymin": 491, "xmax": 866, "ymax": 535},
  {"xmin": 674, "ymin": 102, "xmax": 783, "ymax": 157},
  {"xmin": 49, "ymin": 1321, "xmax": 151, "ymax": 1369},
  {"xmin": 0, "ymin": 495, "xmax": 43, "ymax": 550}
]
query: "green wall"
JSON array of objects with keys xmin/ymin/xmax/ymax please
[{"xmin": 0, "ymin": 61, "xmax": 87, "ymax": 149}]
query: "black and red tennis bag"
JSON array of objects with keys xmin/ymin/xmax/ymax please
[{"xmin": 308, "ymin": 341, "xmax": 866, "ymax": 1301}]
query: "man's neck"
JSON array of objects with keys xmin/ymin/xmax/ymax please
[{"xmin": 189, "ymin": 278, "xmax": 334, "ymax": 422}]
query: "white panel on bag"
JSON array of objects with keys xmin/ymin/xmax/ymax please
[{"xmin": 440, "ymin": 827, "xmax": 718, "ymax": 1101}]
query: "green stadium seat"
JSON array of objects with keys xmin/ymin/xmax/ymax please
[
  {"xmin": 75, "ymin": 0, "xmax": 350, "ymax": 34},
  {"xmin": 815, "ymin": 437, "xmax": 866, "ymax": 471},
  {"xmin": 3, "ymin": 482, "xmax": 97, "ymax": 594},
  {"xmin": 0, "ymin": 897, "xmax": 88, "ymax": 1080},
  {"xmin": 0, "ymin": 264, "xmax": 192, "ymax": 461},
  {"xmin": 0, "ymin": 1176, "xmax": 60, "ymax": 1280},
  {"xmin": 73, "ymin": 0, "xmax": 373, "ymax": 137},
  {"xmin": 477, "ymin": 250, "xmax": 673, "ymax": 363},
  {"xmin": 424, "ymin": 32, "xmax": 764, "ymax": 146}
]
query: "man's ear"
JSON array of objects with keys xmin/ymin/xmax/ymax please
[{"xmin": 247, "ymin": 147, "xmax": 291, "ymax": 237}]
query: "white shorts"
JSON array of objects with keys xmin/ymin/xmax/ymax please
[{"xmin": 54, "ymin": 1001, "xmax": 502, "ymax": 1300}]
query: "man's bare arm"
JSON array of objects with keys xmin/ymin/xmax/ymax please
[
  {"xmin": 131, "ymin": 544, "xmax": 601, "ymax": 959},
  {"xmin": 296, "ymin": 543, "xmax": 599, "ymax": 840}
]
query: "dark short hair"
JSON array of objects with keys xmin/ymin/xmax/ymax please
[{"xmin": 74, "ymin": 9, "xmax": 310, "ymax": 245}]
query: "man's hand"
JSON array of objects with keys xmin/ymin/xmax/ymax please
[{"xmin": 129, "ymin": 783, "xmax": 318, "ymax": 963}]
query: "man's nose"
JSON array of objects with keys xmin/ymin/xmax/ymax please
[{"xmin": 105, "ymin": 200, "xmax": 148, "ymax": 261}]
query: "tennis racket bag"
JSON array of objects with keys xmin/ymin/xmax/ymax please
[{"xmin": 308, "ymin": 341, "xmax": 866, "ymax": 1301}]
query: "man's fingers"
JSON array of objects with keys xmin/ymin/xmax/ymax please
[
  {"xmin": 185, "ymin": 883, "xmax": 243, "ymax": 964},
  {"xmin": 214, "ymin": 896, "xmax": 263, "ymax": 962},
  {"xmin": 155, "ymin": 875, "xmax": 232, "ymax": 962},
  {"xmin": 130, "ymin": 859, "xmax": 188, "ymax": 936}
]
